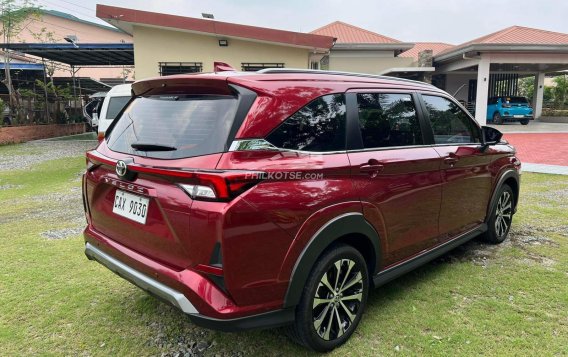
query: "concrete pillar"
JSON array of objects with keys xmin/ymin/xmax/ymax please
[
  {"xmin": 474, "ymin": 56, "xmax": 491, "ymax": 125},
  {"xmin": 532, "ymin": 72, "xmax": 545, "ymax": 119}
]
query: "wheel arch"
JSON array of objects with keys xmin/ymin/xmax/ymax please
[
  {"xmin": 487, "ymin": 169, "xmax": 520, "ymax": 220},
  {"xmin": 282, "ymin": 212, "xmax": 380, "ymax": 308}
]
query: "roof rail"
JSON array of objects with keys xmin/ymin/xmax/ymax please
[{"xmin": 256, "ymin": 68, "xmax": 435, "ymax": 87}]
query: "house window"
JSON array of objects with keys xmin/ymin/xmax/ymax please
[
  {"xmin": 241, "ymin": 63, "xmax": 285, "ymax": 72},
  {"xmin": 158, "ymin": 62, "xmax": 202, "ymax": 76}
]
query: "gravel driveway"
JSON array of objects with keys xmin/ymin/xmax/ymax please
[{"xmin": 0, "ymin": 140, "xmax": 96, "ymax": 172}]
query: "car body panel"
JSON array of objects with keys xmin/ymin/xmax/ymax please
[
  {"xmin": 433, "ymin": 145, "xmax": 494, "ymax": 239},
  {"xmin": 347, "ymin": 147, "xmax": 443, "ymax": 265},
  {"xmin": 82, "ymin": 70, "xmax": 521, "ymax": 330}
]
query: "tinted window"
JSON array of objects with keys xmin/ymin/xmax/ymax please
[
  {"xmin": 106, "ymin": 95, "xmax": 238, "ymax": 159},
  {"xmin": 488, "ymin": 97, "xmax": 498, "ymax": 105},
  {"xmin": 106, "ymin": 96, "xmax": 131, "ymax": 120},
  {"xmin": 357, "ymin": 93, "xmax": 423, "ymax": 149},
  {"xmin": 503, "ymin": 96, "xmax": 528, "ymax": 104},
  {"xmin": 266, "ymin": 94, "xmax": 346, "ymax": 152},
  {"xmin": 422, "ymin": 95, "xmax": 481, "ymax": 144}
]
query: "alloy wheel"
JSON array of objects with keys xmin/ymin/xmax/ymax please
[
  {"xmin": 494, "ymin": 190, "xmax": 512, "ymax": 237},
  {"xmin": 312, "ymin": 259, "xmax": 364, "ymax": 341}
]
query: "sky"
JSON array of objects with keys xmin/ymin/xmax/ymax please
[{"xmin": 34, "ymin": 0, "xmax": 568, "ymax": 44}]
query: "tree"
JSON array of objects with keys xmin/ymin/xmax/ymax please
[
  {"xmin": 552, "ymin": 75, "xmax": 568, "ymax": 108},
  {"xmin": 120, "ymin": 66, "xmax": 134, "ymax": 83},
  {"xmin": 0, "ymin": 1, "xmax": 38, "ymax": 123},
  {"xmin": 518, "ymin": 77, "xmax": 534, "ymax": 99},
  {"xmin": 518, "ymin": 76, "xmax": 554, "ymax": 105},
  {"xmin": 29, "ymin": 26, "xmax": 58, "ymax": 79}
]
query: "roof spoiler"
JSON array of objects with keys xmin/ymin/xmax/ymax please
[{"xmin": 132, "ymin": 75, "xmax": 234, "ymax": 96}]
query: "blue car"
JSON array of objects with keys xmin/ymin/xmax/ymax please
[{"xmin": 487, "ymin": 96, "xmax": 533, "ymax": 125}]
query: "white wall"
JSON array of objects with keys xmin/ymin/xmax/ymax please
[
  {"xmin": 328, "ymin": 50, "xmax": 414, "ymax": 75},
  {"xmin": 444, "ymin": 73, "xmax": 476, "ymax": 102}
]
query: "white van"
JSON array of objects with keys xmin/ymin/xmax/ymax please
[
  {"xmin": 97, "ymin": 83, "xmax": 132, "ymax": 140},
  {"xmin": 83, "ymin": 91, "xmax": 107, "ymax": 131}
]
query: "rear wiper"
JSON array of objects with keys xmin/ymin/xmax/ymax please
[{"xmin": 131, "ymin": 142, "xmax": 177, "ymax": 151}]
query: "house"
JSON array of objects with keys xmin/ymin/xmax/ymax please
[{"xmin": 96, "ymin": 5, "xmax": 568, "ymax": 124}]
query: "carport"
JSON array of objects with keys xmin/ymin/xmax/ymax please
[
  {"xmin": 432, "ymin": 26, "xmax": 568, "ymax": 124},
  {"xmin": 0, "ymin": 42, "xmax": 134, "ymax": 120}
]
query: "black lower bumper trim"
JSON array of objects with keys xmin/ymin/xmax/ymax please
[{"xmin": 188, "ymin": 308, "xmax": 295, "ymax": 332}]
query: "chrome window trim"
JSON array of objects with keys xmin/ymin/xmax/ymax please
[
  {"xmin": 229, "ymin": 139, "xmax": 347, "ymax": 155},
  {"xmin": 229, "ymin": 139, "xmax": 482, "ymax": 155},
  {"xmin": 228, "ymin": 139, "xmax": 279, "ymax": 152}
]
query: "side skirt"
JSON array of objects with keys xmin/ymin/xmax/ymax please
[{"xmin": 373, "ymin": 224, "xmax": 487, "ymax": 287}]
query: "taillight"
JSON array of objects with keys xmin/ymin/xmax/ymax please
[
  {"xmin": 97, "ymin": 132, "xmax": 105, "ymax": 142},
  {"xmin": 85, "ymin": 150, "xmax": 264, "ymax": 201},
  {"xmin": 85, "ymin": 156, "xmax": 100, "ymax": 172},
  {"xmin": 179, "ymin": 171, "xmax": 265, "ymax": 201}
]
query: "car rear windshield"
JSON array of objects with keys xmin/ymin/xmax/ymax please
[
  {"xmin": 503, "ymin": 97, "xmax": 528, "ymax": 104},
  {"xmin": 106, "ymin": 95, "xmax": 238, "ymax": 159},
  {"xmin": 106, "ymin": 96, "xmax": 131, "ymax": 120}
]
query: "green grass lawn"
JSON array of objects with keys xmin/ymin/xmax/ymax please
[{"xmin": 0, "ymin": 149, "xmax": 567, "ymax": 356}]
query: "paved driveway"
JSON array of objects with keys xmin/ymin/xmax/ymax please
[
  {"xmin": 488, "ymin": 121, "xmax": 568, "ymax": 174},
  {"xmin": 488, "ymin": 120, "xmax": 568, "ymax": 133}
]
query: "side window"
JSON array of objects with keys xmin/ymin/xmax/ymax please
[
  {"xmin": 356, "ymin": 93, "xmax": 423, "ymax": 149},
  {"xmin": 266, "ymin": 94, "xmax": 346, "ymax": 152},
  {"xmin": 422, "ymin": 95, "xmax": 481, "ymax": 144}
]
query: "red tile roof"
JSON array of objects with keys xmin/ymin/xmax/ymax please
[
  {"xmin": 400, "ymin": 42, "xmax": 454, "ymax": 60},
  {"xmin": 96, "ymin": 5, "xmax": 335, "ymax": 50},
  {"xmin": 310, "ymin": 21, "xmax": 401, "ymax": 44},
  {"xmin": 437, "ymin": 26, "xmax": 568, "ymax": 57}
]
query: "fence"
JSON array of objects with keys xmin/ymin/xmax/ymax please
[{"xmin": 1, "ymin": 94, "xmax": 84, "ymax": 126}]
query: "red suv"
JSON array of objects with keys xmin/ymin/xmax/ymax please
[{"xmin": 83, "ymin": 68, "xmax": 521, "ymax": 352}]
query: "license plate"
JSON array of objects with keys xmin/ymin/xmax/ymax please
[
  {"xmin": 513, "ymin": 115, "xmax": 524, "ymax": 118},
  {"xmin": 113, "ymin": 190, "xmax": 149, "ymax": 224}
]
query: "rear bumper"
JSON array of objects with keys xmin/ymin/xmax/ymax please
[
  {"xmin": 84, "ymin": 232, "xmax": 294, "ymax": 331},
  {"xmin": 85, "ymin": 242, "xmax": 198, "ymax": 314},
  {"xmin": 501, "ymin": 115, "xmax": 533, "ymax": 121}
]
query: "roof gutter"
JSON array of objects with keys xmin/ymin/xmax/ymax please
[
  {"xmin": 332, "ymin": 42, "xmax": 415, "ymax": 51},
  {"xmin": 435, "ymin": 44, "xmax": 568, "ymax": 62},
  {"xmin": 378, "ymin": 67, "xmax": 435, "ymax": 75}
]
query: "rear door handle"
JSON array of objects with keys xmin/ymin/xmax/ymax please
[
  {"xmin": 360, "ymin": 161, "xmax": 384, "ymax": 178},
  {"xmin": 443, "ymin": 156, "xmax": 459, "ymax": 167}
]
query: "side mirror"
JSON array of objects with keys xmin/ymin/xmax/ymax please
[{"xmin": 481, "ymin": 126, "xmax": 503, "ymax": 150}]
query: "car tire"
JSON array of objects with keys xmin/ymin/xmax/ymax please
[
  {"xmin": 493, "ymin": 112, "xmax": 503, "ymax": 125},
  {"xmin": 482, "ymin": 184, "xmax": 514, "ymax": 244},
  {"xmin": 520, "ymin": 119, "xmax": 529, "ymax": 125},
  {"xmin": 286, "ymin": 244, "xmax": 369, "ymax": 352}
]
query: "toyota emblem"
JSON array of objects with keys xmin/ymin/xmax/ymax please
[{"xmin": 116, "ymin": 160, "xmax": 128, "ymax": 178}]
